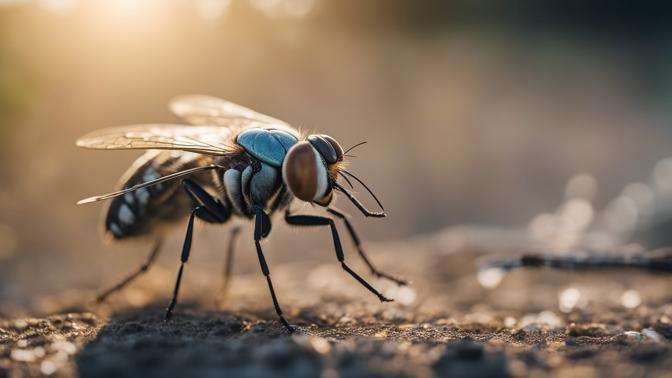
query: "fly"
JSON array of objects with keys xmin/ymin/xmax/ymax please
[{"xmin": 76, "ymin": 95, "xmax": 407, "ymax": 332}]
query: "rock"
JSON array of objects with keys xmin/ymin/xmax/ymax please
[
  {"xmin": 615, "ymin": 331, "xmax": 643, "ymax": 345},
  {"xmin": 641, "ymin": 329, "xmax": 664, "ymax": 343}
]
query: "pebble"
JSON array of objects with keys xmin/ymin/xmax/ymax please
[
  {"xmin": 641, "ymin": 329, "xmax": 664, "ymax": 343},
  {"xmin": 616, "ymin": 331, "xmax": 643, "ymax": 344}
]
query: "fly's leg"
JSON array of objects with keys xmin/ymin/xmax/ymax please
[
  {"xmin": 95, "ymin": 238, "xmax": 164, "ymax": 303},
  {"xmin": 327, "ymin": 208, "xmax": 408, "ymax": 286},
  {"xmin": 254, "ymin": 207, "xmax": 293, "ymax": 332},
  {"xmin": 165, "ymin": 205, "xmax": 209, "ymax": 319},
  {"xmin": 165, "ymin": 179, "xmax": 231, "ymax": 320},
  {"xmin": 285, "ymin": 211, "xmax": 392, "ymax": 302},
  {"xmin": 182, "ymin": 179, "xmax": 231, "ymax": 223},
  {"xmin": 216, "ymin": 226, "xmax": 242, "ymax": 306}
]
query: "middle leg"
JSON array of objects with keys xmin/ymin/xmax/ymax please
[
  {"xmin": 165, "ymin": 179, "xmax": 232, "ymax": 320},
  {"xmin": 253, "ymin": 208, "xmax": 293, "ymax": 332}
]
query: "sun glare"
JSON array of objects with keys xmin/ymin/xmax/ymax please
[
  {"xmin": 250, "ymin": 0, "xmax": 316, "ymax": 18},
  {"xmin": 194, "ymin": 0, "xmax": 231, "ymax": 20},
  {"xmin": 38, "ymin": 0, "xmax": 77, "ymax": 15},
  {"xmin": 1, "ymin": 0, "xmax": 316, "ymax": 20}
]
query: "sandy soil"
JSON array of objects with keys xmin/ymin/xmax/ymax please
[{"xmin": 1, "ymin": 226, "xmax": 671, "ymax": 377}]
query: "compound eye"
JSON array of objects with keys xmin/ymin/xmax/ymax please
[
  {"xmin": 282, "ymin": 141, "xmax": 329, "ymax": 202},
  {"xmin": 307, "ymin": 135, "xmax": 338, "ymax": 164},
  {"xmin": 319, "ymin": 134, "xmax": 344, "ymax": 162}
]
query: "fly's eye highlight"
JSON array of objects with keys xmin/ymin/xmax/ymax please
[
  {"xmin": 282, "ymin": 141, "xmax": 329, "ymax": 202},
  {"xmin": 308, "ymin": 134, "xmax": 340, "ymax": 164}
]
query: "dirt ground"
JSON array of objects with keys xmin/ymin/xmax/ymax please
[{"xmin": 1, "ymin": 225, "xmax": 672, "ymax": 377}]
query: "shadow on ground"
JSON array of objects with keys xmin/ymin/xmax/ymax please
[{"xmin": 73, "ymin": 301, "xmax": 510, "ymax": 378}]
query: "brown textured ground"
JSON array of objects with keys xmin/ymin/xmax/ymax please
[{"xmin": 1, "ymin": 226, "xmax": 672, "ymax": 377}]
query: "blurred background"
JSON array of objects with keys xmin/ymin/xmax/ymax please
[{"xmin": 1, "ymin": 0, "xmax": 672, "ymax": 306}]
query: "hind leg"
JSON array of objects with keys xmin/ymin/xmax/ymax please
[
  {"xmin": 95, "ymin": 238, "xmax": 163, "ymax": 303},
  {"xmin": 216, "ymin": 226, "xmax": 242, "ymax": 305}
]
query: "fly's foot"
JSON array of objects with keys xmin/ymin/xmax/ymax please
[{"xmin": 379, "ymin": 295, "xmax": 394, "ymax": 302}]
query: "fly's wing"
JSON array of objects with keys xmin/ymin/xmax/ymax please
[
  {"xmin": 76, "ymin": 124, "xmax": 238, "ymax": 155},
  {"xmin": 169, "ymin": 94, "xmax": 298, "ymax": 136}
]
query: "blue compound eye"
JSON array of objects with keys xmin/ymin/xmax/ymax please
[{"xmin": 307, "ymin": 135, "xmax": 338, "ymax": 164}]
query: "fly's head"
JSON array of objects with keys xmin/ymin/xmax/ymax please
[
  {"xmin": 281, "ymin": 134, "xmax": 344, "ymax": 206},
  {"xmin": 282, "ymin": 134, "xmax": 386, "ymax": 218}
]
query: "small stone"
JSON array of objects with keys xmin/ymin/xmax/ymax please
[
  {"xmin": 615, "ymin": 331, "xmax": 643, "ymax": 345},
  {"xmin": 641, "ymin": 329, "xmax": 664, "ymax": 343}
]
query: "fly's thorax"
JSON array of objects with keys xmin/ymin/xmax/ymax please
[{"xmin": 235, "ymin": 127, "xmax": 299, "ymax": 167}]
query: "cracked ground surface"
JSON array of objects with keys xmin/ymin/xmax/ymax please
[{"xmin": 1, "ymin": 226, "xmax": 672, "ymax": 377}]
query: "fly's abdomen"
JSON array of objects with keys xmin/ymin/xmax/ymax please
[{"xmin": 103, "ymin": 150, "xmax": 211, "ymax": 241}]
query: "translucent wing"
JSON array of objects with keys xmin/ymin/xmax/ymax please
[
  {"xmin": 169, "ymin": 94, "xmax": 294, "ymax": 131},
  {"xmin": 76, "ymin": 124, "xmax": 236, "ymax": 155}
]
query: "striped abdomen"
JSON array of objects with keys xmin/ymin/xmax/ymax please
[{"xmin": 104, "ymin": 150, "xmax": 215, "ymax": 240}]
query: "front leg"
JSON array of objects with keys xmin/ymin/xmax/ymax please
[
  {"xmin": 327, "ymin": 208, "xmax": 407, "ymax": 286},
  {"xmin": 284, "ymin": 211, "xmax": 392, "ymax": 302}
]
